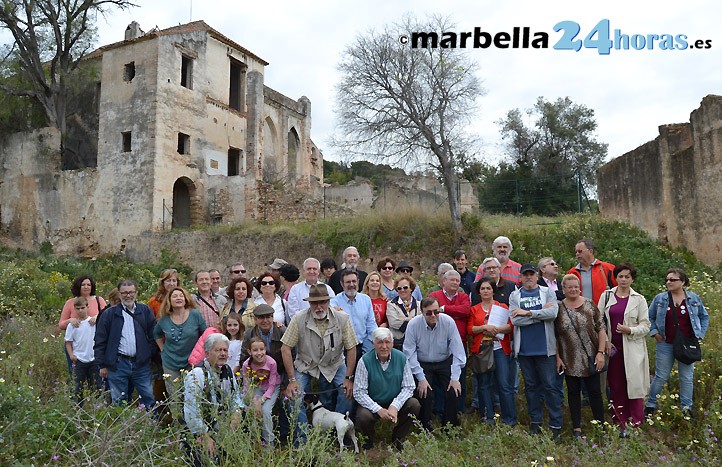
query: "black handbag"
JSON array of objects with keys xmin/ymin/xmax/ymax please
[
  {"xmin": 669, "ymin": 292, "xmax": 702, "ymax": 365},
  {"xmin": 564, "ymin": 306, "xmax": 607, "ymax": 376},
  {"xmin": 469, "ymin": 340, "xmax": 495, "ymax": 374}
]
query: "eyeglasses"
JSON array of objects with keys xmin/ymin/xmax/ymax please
[
  {"xmin": 232, "ymin": 269, "xmax": 246, "ymax": 274},
  {"xmin": 260, "ymin": 280, "xmax": 275, "ymax": 286},
  {"xmin": 398, "ymin": 269, "xmax": 412, "ymax": 274},
  {"xmin": 547, "ymin": 262, "xmax": 557, "ymax": 266},
  {"xmin": 381, "ymin": 266, "xmax": 394, "ymax": 270},
  {"xmin": 484, "ymin": 265, "xmax": 499, "ymax": 270},
  {"xmin": 119, "ymin": 291, "xmax": 137, "ymax": 296},
  {"xmin": 396, "ymin": 285, "xmax": 410, "ymax": 291},
  {"xmin": 665, "ymin": 278, "xmax": 682, "ymax": 282},
  {"xmin": 424, "ymin": 310, "xmax": 441, "ymax": 316},
  {"xmin": 256, "ymin": 315, "xmax": 273, "ymax": 320}
]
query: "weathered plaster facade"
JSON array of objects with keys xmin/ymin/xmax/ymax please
[
  {"xmin": 0, "ymin": 21, "xmax": 323, "ymax": 254},
  {"xmin": 598, "ymin": 95, "xmax": 722, "ymax": 265}
]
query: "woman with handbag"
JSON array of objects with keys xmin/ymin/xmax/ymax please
[
  {"xmin": 645, "ymin": 268, "xmax": 709, "ymax": 418},
  {"xmin": 468, "ymin": 278, "xmax": 515, "ymax": 425},
  {"xmin": 597, "ymin": 263, "xmax": 650, "ymax": 437},
  {"xmin": 555, "ymin": 274, "xmax": 607, "ymax": 438}
]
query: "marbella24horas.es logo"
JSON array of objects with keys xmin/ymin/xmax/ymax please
[{"xmin": 400, "ymin": 19, "xmax": 712, "ymax": 54}]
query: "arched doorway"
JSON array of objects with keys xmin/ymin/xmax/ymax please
[
  {"xmin": 263, "ymin": 117, "xmax": 278, "ymax": 182},
  {"xmin": 172, "ymin": 177, "xmax": 194, "ymax": 228},
  {"xmin": 287, "ymin": 127, "xmax": 299, "ymax": 183}
]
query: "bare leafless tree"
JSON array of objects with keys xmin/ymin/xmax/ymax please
[
  {"xmin": 0, "ymin": 0, "xmax": 136, "ymax": 133},
  {"xmin": 334, "ymin": 15, "xmax": 485, "ymax": 240}
]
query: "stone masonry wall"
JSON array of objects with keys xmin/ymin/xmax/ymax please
[{"xmin": 598, "ymin": 95, "xmax": 722, "ymax": 265}]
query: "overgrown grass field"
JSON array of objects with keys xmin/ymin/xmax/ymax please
[{"xmin": 1, "ymin": 212, "xmax": 720, "ymax": 465}]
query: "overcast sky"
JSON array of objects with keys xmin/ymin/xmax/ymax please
[{"xmin": 91, "ymin": 0, "xmax": 719, "ymax": 165}]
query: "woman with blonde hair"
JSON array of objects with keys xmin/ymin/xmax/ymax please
[
  {"xmin": 555, "ymin": 274, "xmax": 607, "ymax": 439},
  {"xmin": 148, "ymin": 268, "xmax": 179, "ymax": 317},
  {"xmin": 363, "ymin": 271, "xmax": 388, "ymax": 327},
  {"xmin": 386, "ymin": 276, "xmax": 421, "ymax": 350},
  {"xmin": 153, "ymin": 287, "xmax": 207, "ymax": 397}
]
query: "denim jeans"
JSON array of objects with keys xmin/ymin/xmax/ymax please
[
  {"xmin": 493, "ymin": 349, "xmax": 517, "ymax": 425},
  {"xmin": 475, "ymin": 371, "xmax": 494, "ymax": 424},
  {"xmin": 278, "ymin": 391, "xmax": 308, "ymax": 446},
  {"xmin": 296, "ymin": 364, "xmax": 351, "ymax": 415},
  {"xmin": 518, "ymin": 355, "xmax": 563, "ymax": 429},
  {"xmin": 647, "ymin": 341, "xmax": 696, "ymax": 410},
  {"xmin": 73, "ymin": 359, "xmax": 99, "ymax": 404},
  {"xmin": 253, "ymin": 386, "xmax": 280, "ymax": 443},
  {"xmin": 107, "ymin": 357, "xmax": 155, "ymax": 408}
]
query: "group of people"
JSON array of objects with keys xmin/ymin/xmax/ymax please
[{"xmin": 58, "ymin": 239, "xmax": 710, "ymax": 460}]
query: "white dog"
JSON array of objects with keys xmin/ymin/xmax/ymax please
[{"xmin": 304, "ymin": 394, "xmax": 359, "ymax": 453}]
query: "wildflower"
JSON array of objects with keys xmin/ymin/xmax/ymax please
[
  {"xmin": 163, "ymin": 373, "xmax": 171, "ymax": 379},
  {"xmin": 546, "ymin": 456, "xmax": 555, "ymax": 462},
  {"xmin": 43, "ymin": 337, "xmax": 49, "ymax": 343},
  {"xmin": 0, "ymin": 378, "xmax": 5, "ymax": 383}
]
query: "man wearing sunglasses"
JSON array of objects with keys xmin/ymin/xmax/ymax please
[
  {"xmin": 402, "ymin": 296, "xmax": 466, "ymax": 431},
  {"xmin": 538, "ymin": 257, "xmax": 565, "ymax": 301},
  {"xmin": 222, "ymin": 262, "xmax": 257, "ymax": 299}
]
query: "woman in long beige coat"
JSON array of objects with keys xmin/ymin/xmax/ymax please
[{"xmin": 598, "ymin": 263, "xmax": 650, "ymax": 437}]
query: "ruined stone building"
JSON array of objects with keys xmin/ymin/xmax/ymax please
[
  {"xmin": 597, "ymin": 95, "xmax": 722, "ymax": 265},
  {"xmin": 0, "ymin": 21, "xmax": 324, "ymax": 255}
]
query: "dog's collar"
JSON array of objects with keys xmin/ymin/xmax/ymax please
[{"xmin": 310, "ymin": 404, "xmax": 325, "ymax": 413}]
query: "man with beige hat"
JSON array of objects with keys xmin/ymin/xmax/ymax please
[{"xmin": 281, "ymin": 284, "xmax": 358, "ymax": 414}]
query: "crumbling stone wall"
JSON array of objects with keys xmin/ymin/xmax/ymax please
[{"xmin": 598, "ymin": 95, "xmax": 722, "ymax": 265}]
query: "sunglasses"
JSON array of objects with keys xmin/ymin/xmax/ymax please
[
  {"xmin": 424, "ymin": 310, "xmax": 441, "ymax": 316},
  {"xmin": 665, "ymin": 278, "xmax": 682, "ymax": 282},
  {"xmin": 260, "ymin": 280, "xmax": 275, "ymax": 286},
  {"xmin": 396, "ymin": 285, "xmax": 410, "ymax": 291},
  {"xmin": 232, "ymin": 269, "xmax": 246, "ymax": 274},
  {"xmin": 398, "ymin": 268, "xmax": 412, "ymax": 273},
  {"xmin": 381, "ymin": 266, "xmax": 394, "ymax": 270}
]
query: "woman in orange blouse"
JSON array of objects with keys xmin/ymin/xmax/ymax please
[{"xmin": 468, "ymin": 278, "xmax": 515, "ymax": 425}]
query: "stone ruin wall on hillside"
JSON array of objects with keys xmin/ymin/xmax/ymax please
[{"xmin": 597, "ymin": 95, "xmax": 722, "ymax": 265}]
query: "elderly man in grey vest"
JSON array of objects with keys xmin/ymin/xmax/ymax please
[
  {"xmin": 354, "ymin": 327, "xmax": 420, "ymax": 450},
  {"xmin": 281, "ymin": 284, "xmax": 359, "ymax": 414}
]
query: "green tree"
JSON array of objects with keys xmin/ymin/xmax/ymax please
[
  {"xmin": 0, "ymin": 60, "xmax": 45, "ymax": 133},
  {"xmin": 0, "ymin": 0, "xmax": 135, "ymax": 133},
  {"xmin": 334, "ymin": 14, "xmax": 485, "ymax": 242},
  {"xmin": 475, "ymin": 162, "xmax": 580, "ymax": 215},
  {"xmin": 497, "ymin": 96, "xmax": 608, "ymax": 188}
]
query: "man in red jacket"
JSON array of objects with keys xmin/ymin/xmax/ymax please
[
  {"xmin": 567, "ymin": 239, "xmax": 617, "ymax": 305},
  {"xmin": 429, "ymin": 270, "xmax": 470, "ymax": 413}
]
